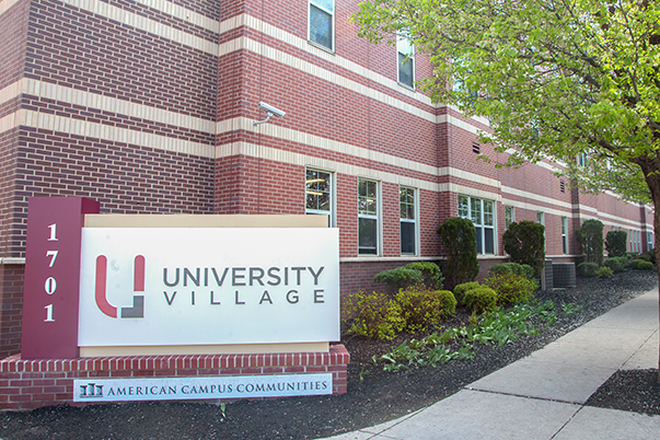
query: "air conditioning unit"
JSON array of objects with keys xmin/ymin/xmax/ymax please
[{"xmin": 553, "ymin": 263, "xmax": 576, "ymax": 288}]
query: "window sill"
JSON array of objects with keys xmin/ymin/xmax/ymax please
[{"xmin": 307, "ymin": 40, "xmax": 335, "ymax": 55}]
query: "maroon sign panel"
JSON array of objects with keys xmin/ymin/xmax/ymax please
[{"xmin": 21, "ymin": 197, "xmax": 100, "ymax": 359}]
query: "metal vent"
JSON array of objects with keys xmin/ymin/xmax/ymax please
[
  {"xmin": 560, "ymin": 180, "xmax": 565, "ymax": 193},
  {"xmin": 553, "ymin": 263, "xmax": 576, "ymax": 288},
  {"xmin": 472, "ymin": 143, "xmax": 480, "ymax": 153}
]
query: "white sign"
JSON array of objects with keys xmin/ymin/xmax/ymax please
[
  {"xmin": 78, "ymin": 228, "xmax": 340, "ymax": 346},
  {"xmin": 73, "ymin": 373, "xmax": 333, "ymax": 402}
]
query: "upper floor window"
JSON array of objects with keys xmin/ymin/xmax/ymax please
[
  {"xmin": 305, "ymin": 169, "xmax": 333, "ymax": 226},
  {"xmin": 309, "ymin": 0, "xmax": 334, "ymax": 51},
  {"xmin": 397, "ymin": 32, "xmax": 414, "ymax": 88},
  {"xmin": 400, "ymin": 186, "xmax": 417, "ymax": 255},
  {"xmin": 458, "ymin": 195, "xmax": 495, "ymax": 255},
  {"xmin": 358, "ymin": 179, "xmax": 379, "ymax": 255}
]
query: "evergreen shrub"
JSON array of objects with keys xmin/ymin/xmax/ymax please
[
  {"xmin": 374, "ymin": 262, "xmax": 444, "ymax": 290},
  {"xmin": 605, "ymin": 231, "xmax": 627, "ymax": 257},
  {"xmin": 577, "ymin": 262, "xmax": 599, "ymax": 277},
  {"xmin": 595, "ymin": 266, "xmax": 614, "ymax": 277},
  {"xmin": 604, "ymin": 257, "xmax": 626, "ymax": 273},
  {"xmin": 462, "ymin": 287, "xmax": 497, "ymax": 314},
  {"xmin": 576, "ymin": 220, "xmax": 604, "ymax": 265},
  {"xmin": 488, "ymin": 262, "xmax": 535, "ymax": 281},
  {"xmin": 502, "ymin": 221, "xmax": 545, "ymax": 276},
  {"xmin": 437, "ymin": 217, "xmax": 479, "ymax": 289},
  {"xmin": 453, "ymin": 281, "xmax": 481, "ymax": 305},
  {"xmin": 630, "ymin": 259, "xmax": 654, "ymax": 270},
  {"xmin": 485, "ymin": 273, "xmax": 536, "ymax": 305}
]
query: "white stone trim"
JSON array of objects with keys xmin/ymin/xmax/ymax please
[
  {"xmin": 62, "ymin": 0, "xmax": 218, "ymax": 55},
  {"xmin": 502, "ymin": 186, "xmax": 572, "ymax": 210},
  {"xmin": 0, "ymin": 0, "xmax": 21, "ymax": 18}
]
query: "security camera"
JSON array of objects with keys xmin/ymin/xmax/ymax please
[
  {"xmin": 253, "ymin": 102, "xmax": 287, "ymax": 126},
  {"xmin": 258, "ymin": 102, "xmax": 286, "ymax": 118}
]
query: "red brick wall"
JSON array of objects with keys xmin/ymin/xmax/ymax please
[
  {"xmin": 0, "ymin": 265, "xmax": 24, "ymax": 359},
  {"xmin": 0, "ymin": 344, "xmax": 349, "ymax": 410}
]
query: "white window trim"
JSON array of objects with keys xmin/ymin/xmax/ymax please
[
  {"xmin": 400, "ymin": 186, "xmax": 419, "ymax": 256},
  {"xmin": 458, "ymin": 194, "xmax": 497, "ymax": 255},
  {"xmin": 358, "ymin": 178, "xmax": 381, "ymax": 256},
  {"xmin": 308, "ymin": 0, "xmax": 335, "ymax": 53},
  {"xmin": 396, "ymin": 32, "xmax": 415, "ymax": 89},
  {"xmin": 305, "ymin": 167, "xmax": 335, "ymax": 227}
]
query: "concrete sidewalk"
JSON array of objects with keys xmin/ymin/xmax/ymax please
[{"xmin": 322, "ymin": 288, "xmax": 660, "ymax": 440}]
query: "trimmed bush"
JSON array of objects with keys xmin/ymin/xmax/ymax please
[
  {"xmin": 638, "ymin": 250, "xmax": 656, "ymax": 265},
  {"xmin": 503, "ymin": 221, "xmax": 545, "ymax": 276},
  {"xmin": 374, "ymin": 262, "xmax": 444, "ymax": 290},
  {"xmin": 437, "ymin": 217, "xmax": 479, "ymax": 289},
  {"xmin": 576, "ymin": 219, "xmax": 604, "ymax": 265},
  {"xmin": 462, "ymin": 287, "xmax": 497, "ymax": 314},
  {"xmin": 396, "ymin": 288, "xmax": 456, "ymax": 332},
  {"xmin": 485, "ymin": 273, "xmax": 536, "ymax": 305},
  {"xmin": 577, "ymin": 262, "xmax": 599, "ymax": 277},
  {"xmin": 604, "ymin": 257, "xmax": 626, "ymax": 273},
  {"xmin": 488, "ymin": 262, "xmax": 535, "ymax": 281},
  {"xmin": 453, "ymin": 281, "xmax": 481, "ymax": 305},
  {"xmin": 630, "ymin": 259, "xmax": 654, "ymax": 270},
  {"xmin": 374, "ymin": 267, "xmax": 424, "ymax": 290},
  {"xmin": 595, "ymin": 266, "xmax": 614, "ymax": 277},
  {"xmin": 342, "ymin": 291, "xmax": 405, "ymax": 340},
  {"xmin": 605, "ymin": 230, "xmax": 627, "ymax": 257}
]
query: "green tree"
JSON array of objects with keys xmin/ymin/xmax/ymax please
[
  {"xmin": 354, "ymin": 0, "xmax": 660, "ymax": 374},
  {"xmin": 354, "ymin": 0, "xmax": 658, "ymax": 243}
]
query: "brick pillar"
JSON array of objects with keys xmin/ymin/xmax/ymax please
[{"xmin": 0, "ymin": 263, "xmax": 24, "ymax": 359}]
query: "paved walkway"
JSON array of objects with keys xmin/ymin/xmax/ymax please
[{"xmin": 321, "ymin": 288, "xmax": 660, "ymax": 440}]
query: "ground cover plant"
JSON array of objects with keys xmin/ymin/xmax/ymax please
[{"xmin": 0, "ymin": 270, "xmax": 657, "ymax": 440}]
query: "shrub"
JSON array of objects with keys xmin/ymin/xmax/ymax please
[
  {"xmin": 577, "ymin": 262, "xmax": 599, "ymax": 277},
  {"xmin": 396, "ymin": 288, "xmax": 456, "ymax": 332},
  {"xmin": 576, "ymin": 219, "xmax": 604, "ymax": 265},
  {"xmin": 453, "ymin": 281, "xmax": 481, "ymax": 305},
  {"xmin": 342, "ymin": 291, "xmax": 405, "ymax": 340},
  {"xmin": 374, "ymin": 262, "xmax": 444, "ymax": 290},
  {"xmin": 374, "ymin": 267, "xmax": 424, "ymax": 290},
  {"xmin": 503, "ymin": 221, "xmax": 545, "ymax": 276},
  {"xmin": 437, "ymin": 217, "xmax": 479, "ymax": 289},
  {"xmin": 462, "ymin": 287, "xmax": 497, "ymax": 314},
  {"xmin": 403, "ymin": 262, "xmax": 444, "ymax": 290},
  {"xmin": 630, "ymin": 259, "xmax": 654, "ymax": 270},
  {"xmin": 488, "ymin": 262, "xmax": 535, "ymax": 281},
  {"xmin": 595, "ymin": 266, "xmax": 614, "ymax": 277},
  {"xmin": 605, "ymin": 231, "xmax": 627, "ymax": 257},
  {"xmin": 625, "ymin": 252, "xmax": 639, "ymax": 260},
  {"xmin": 604, "ymin": 257, "xmax": 626, "ymax": 273},
  {"xmin": 638, "ymin": 250, "xmax": 656, "ymax": 264},
  {"xmin": 485, "ymin": 273, "xmax": 536, "ymax": 305}
]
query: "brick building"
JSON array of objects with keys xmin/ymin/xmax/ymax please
[{"xmin": 0, "ymin": 0, "xmax": 654, "ymax": 358}]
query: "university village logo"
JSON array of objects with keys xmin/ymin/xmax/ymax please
[{"xmin": 95, "ymin": 255, "xmax": 146, "ymax": 318}]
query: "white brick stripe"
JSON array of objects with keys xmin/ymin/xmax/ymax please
[
  {"xmin": 62, "ymin": 0, "xmax": 218, "ymax": 55},
  {"xmin": 131, "ymin": 0, "xmax": 219, "ymax": 32},
  {"xmin": 4, "ymin": 109, "xmax": 215, "ymax": 157}
]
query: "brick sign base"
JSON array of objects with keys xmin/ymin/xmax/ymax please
[{"xmin": 0, "ymin": 345, "xmax": 349, "ymax": 410}]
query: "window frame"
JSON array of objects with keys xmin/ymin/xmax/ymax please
[
  {"xmin": 399, "ymin": 186, "xmax": 418, "ymax": 256},
  {"xmin": 504, "ymin": 205, "xmax": 515, "ymax": 230},
  {"xmin": 358, "ymin": 178, "xmax": 380, "ymax": 256},
  {"xmin": 561, "ymin": 216, "xmax": 568, "ymax": 254},
  {"xmin": 396, "ymin": 31, "xmax": 415, "ymax": 89},
  {"xmin": 308, "ymin": 0, "xmax": 335, "ymax": 52},
  {"xmin": 305, "ymin": 168, "xmax": 335, "ymax": 227},
  {"xmin": 458, "ymin": 195, "xmax": 496, "ymax": 255}
]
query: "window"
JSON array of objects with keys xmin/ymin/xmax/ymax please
[
  {"xmin": 648, "ymin": 232, "xmax": 654, "ymax": 250},
  {"xmin": 305, "ymin": 169, "xmax": 333, "ymax": 226},
  {"xmin": 504, "ymin": 205, "xmax": 515, "ymax": 229},
  {"xmin": 400, "ymin": 187, "xmax": 417, "ymax": 255},
  {"xmin": 578, "ymin": 152, "xmax": 587, "ymax": 167},
  {"xmin": 561, "ymin": 217, "xmax": 568, "ymax": 254},
  {"xmin": 537, "ymin": 211, "xmax": 546, "ymax": 250},
  {"xmin": 358, "ymin": 179, "xmax": 379, "ymax": 255},
  {"xmin": 458, "ymin": 195, "xmax": 495, "ymax": 255},
  {"xmin": 397, "ymin": 32, "xmax": 414, "ymax": 88},
  {"xmin": 309, "ymin": 0, "xmax": 334, "ymax": 51}
]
